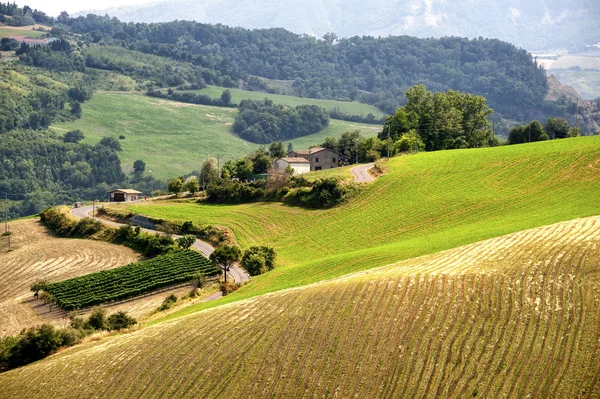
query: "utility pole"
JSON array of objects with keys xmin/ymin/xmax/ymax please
[
  {"xmin": 387, "ymin": 124, "xmax": 391, "ymax": 159},
  {"xmin": 492, "ymin": 121, "xmax": 495, "ymax": 142},
  {"xmin": 576, "ymin": 98, "xmax": 580, "ymax": 131},
  {"xmin": 4, "ymin": 193, "xmax": 7, "ymax": 234},
  {"xmin": 216, "ymin": 154, "xmax": 222, "ymax": 178}
]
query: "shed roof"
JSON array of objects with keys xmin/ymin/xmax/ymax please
[
  {"xmin": 279, "ymin": 157, "xmax": 310, "ymax": 164},
  {"xmin": 290, "ymin": 147, "xmax": 341, "ymax": 156},
  {"xmin": 108, "ymin": 189, "xmax": 143, "ymax": 194}
]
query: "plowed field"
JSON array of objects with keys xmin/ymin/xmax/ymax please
[{"xmin": 2, "ymin": 216, "xmax": 599, "ymax": 398}]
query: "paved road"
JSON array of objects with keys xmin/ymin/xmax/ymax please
[
  {"xmin": 70, "ymin": 205, "xmax": 250, "ymax": 288},
  {"xmin": 351, "ymin": 163, "xmax": 375, "ymax": 182}
]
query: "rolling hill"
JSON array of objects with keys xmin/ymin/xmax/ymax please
[
  {"xmin": 51, "ymin": 92, "xmax": 381, "ymax": 179},
  {"xmin": 114, "ymin": 135, "xmax": 600, "ymax": 319},
  {"xmin": 1, "ymin": 215, "xmax": 598, "ymax": 397}
]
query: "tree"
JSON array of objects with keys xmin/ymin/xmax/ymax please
[
  {"xmin": 545, "ymin": 117, "xmax": 570, "ymax": 139},
  {"xmin": 268, "ymin": 140, "xmax": 286, "ymax": 159},
  {"xmin": 251, "ymin": 148, "xmax": 271, "ymax": 174},
  {"xmin": 177, "ymin": 234, "xmax": 196, "ymax": 249},
  {"xmin": 200, "ymin": 157, "xmax": 219, "ymax": 187},
  {"xmin": 287, "ymin": 142, "xmax": 293, "ymax": 153},
  {"xmin": 321, "ymin": 136, "xmax": 338, "ymax": 151},
  {"xmin": 185, "ymin": 176, "xmax": 199, "ymax": 194},
  {"xmin": 133, "ymin": 159, "xmax": 146, "ymax": 174},
  {"xmin": 322, "ymin": 32, "xmax": 338, "ymax": 45},
  {"xmin": 70, "ymin": 101, "xmax": 82, "ymax": 118},
  {"xmin": 98, "ymin": 136, "xmax": 121, "ymax": 151},
  {"xmin": 30, "ymin": 278, "xmax": 49, "ymax": 296},
  {"xmin": 240, "ymin": 246, "xmax": 276, "ymax": 276},
  {"xmin": 209, "ymin": 245, "xmax": 242, "ymax": 282},
  {"xmin": 63, "ymin": 129, "xmax": 84, "ymax": 143},
  {"xmin": 167, "ymin": 178, "xmax": 184, "ymax": 196},
  {"xmin": 235, "ymin": 158, "xmax": 254, "ymax": 180},
  {"xmin": 569, "ymin": 127, "xmax": 581, "ymax": 137},
  {"xmin": 220, "ymin": 89, "xmax": 232, "ymax": 106}
]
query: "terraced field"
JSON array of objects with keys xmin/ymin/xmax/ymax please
[
  {"xmin": 52, "ymin": 93, "xmax": 380, "ymax": 179},
  {"xmin": 0, "ymin": 219, "xmax": 142, "ymax": 336},
  {"xmin": 1, "ymin": 216, "xmax": 599, "ymax": 398},
  {"xmin": 117, "ymin": 136, "xmax": 600, "ymax": 319}
]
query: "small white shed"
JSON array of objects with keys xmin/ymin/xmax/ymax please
[
  {"xmin": 273, "ymin": 157, "xmax": 311, "ymax": 175},
  {"xmin": 108, "ymin": 189, "xmax": 143, "ymax": 202}
]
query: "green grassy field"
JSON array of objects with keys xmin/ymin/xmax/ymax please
[
  {"xmin": 115, "ymin": 136, "xmax": 600, "ymax": 320},
  {"xmin": 2, "ymin": 216, "xmax": 599, "ymax": 398},
  {"xmin": 0, "ymin": 27, "xmax": 44, "ymax": 38},
  {"xmin": 191, "ymin": 85, "xmax": 386, "ymax": 118},
  {"xmin": 51, "ymin": 93, "xmax": 381, "ymax": 179}
]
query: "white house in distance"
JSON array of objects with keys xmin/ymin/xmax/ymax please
[
  {"xmin": 107, "ymin": 189, "xmax": 143, "ymax": 202},
  {"xmin": 273, "ymin": 157, "xmax": 311, "ymax": 175}
]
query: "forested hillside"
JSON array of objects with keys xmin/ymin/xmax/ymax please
[
  {"xmin": 62, "ymin": 15, "xmax": 549, "ymax": 119},
  {"xmin": 86, "ymin": 0, "xmax": 600, "ymax": 51}
]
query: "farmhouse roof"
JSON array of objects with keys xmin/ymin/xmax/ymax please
[
  {"xmin": 8, "ymin": 36, "xmax": 54, "ymax": 45},
  {"xmin": 108, "ymin": 189, "xmax": 143, "ymax": 194},
  {"xmin": 279, "ymin": 157, "xmax": 310, "ymax": 164}
]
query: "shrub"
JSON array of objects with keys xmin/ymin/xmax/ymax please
[
  {"xmin": 219, "ymin": 281, "xmax": 240, "ymax": 296},
  {"xmin": 85, "ymin": 308, "xmax": 107, "ymax": 330},
  {"xmin": 158, "ymin": 294, "xmax": 178, "ymax": 311},
  {"xmin": 107, "ymin": 311, "xmax": 137, "ymax": 330}
]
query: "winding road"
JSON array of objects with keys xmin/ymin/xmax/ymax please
[
  {"xmin": 70, "ymin": 205, "xmax": 250, "ymax": 289},
  {"xmin": 351, "ymin": 163, "xmax": 375, "ymax": 182}
]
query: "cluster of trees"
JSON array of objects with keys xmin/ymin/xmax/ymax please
[
  {"xmin": 507, "ymin": 117, "xmax": 579, "ymax": 145},
  {"xmin": 147, "ymin": 87, "xmax": 233, "ymax": 107},
  {"xmin": 0, "ymin": 3, "xmax": 53, "ymax": 26},
  {"xmin": 209, "ymin": 244, "xmax": 276, "ymax": 280},
  {"xmin": 60, "ymin": 15, "xmax": 549, "ymax": 119},
  {"xmin": 0, "ymin": 309, "xmax": 135, "ymax": 372},
  {"xmin": 233, "ymin": 99, "xmax": 330, "ymax": 143},
  {"xmin": 380, "ymin": 85, "xmax": 497, "ymax": 151},
  {"xmin": 17, "ymin": 39, "xmax": 86, "ymax": 72}
]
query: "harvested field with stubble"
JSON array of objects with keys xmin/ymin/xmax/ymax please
[
  {"xmin": 0, "ymin": 219, "xmax": 142, "ymax": 336},
  {"xmin": 1, "ymin": 216, "xmax": 599, "ymax": 398}
]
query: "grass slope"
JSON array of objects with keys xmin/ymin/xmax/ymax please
[
  {"xmin": 118, "ymin": 136, "xmax": 600, "ymax": 319},
  {"xmin": 2, "ymin": 216, "xmax": 599, "ymax": 398},
  {"xmin": 51, "ymin": 93, "xmax": 380, "ymax": 179},
  {"xmin": 0, "ymin": 27, "xmax": 45, "ymax": 38},
  {"xmin": 193, "ymin": 85, "xmax": 386, "ymax": 117}
]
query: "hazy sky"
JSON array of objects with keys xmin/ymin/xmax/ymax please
[{"xmin": 19, "ymin": 0, "xmax": 151, "ymax": 16}]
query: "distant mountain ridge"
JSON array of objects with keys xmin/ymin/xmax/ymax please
[{"xmin": 78, "ymin": 0, "xmax": 599, "ymax": 50}]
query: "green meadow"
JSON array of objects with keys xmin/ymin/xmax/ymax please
[
  {"xmin": 116, "ymin": 135, "xmax": 600, "ymax": 320},
  {"xmin": 0, "ymin": 27, "xmax": 45, "ymax": 38},
  {"xmin": 51, "ymin": 93, "xmax": 381, "ymax": 179},
  {"xmin": 192, "ymin": 85, "xmax": 386, "ymax": 118}
]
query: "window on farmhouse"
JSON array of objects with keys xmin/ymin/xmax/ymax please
[
  {"xmin": 315, "ymin": 157, "xmax": 319, "ymax": 162},
  {"xmin": 332, "ymin": 157, "xmax": 336, "ymax": 163}
]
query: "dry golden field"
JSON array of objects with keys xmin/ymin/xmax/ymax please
[
  {"xmin": 1, "ymin": 216, "xmax": 599, "ymax": 398},
  {"xmin": 0, "ymin": 219, "xmax": 143, "ymax": 336}
]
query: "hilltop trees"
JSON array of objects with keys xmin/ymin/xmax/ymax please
[
  {"xmin": 544, "ymin": 117, "xmax": 570, "ymax": 139},
  {"xmin": 209, "ymin": 245, "xmax": 242, "ymax": 282},
  {"xmin": 507, "ymin": 117, "xmax": 580, "ymax": 145},
  {"xmin": 133, "ymin": 160, "xmax": 146, "ymax": 174},
  {"xmin": 381, "ymin": 85, "xmax": 495, "ymax": 151}
]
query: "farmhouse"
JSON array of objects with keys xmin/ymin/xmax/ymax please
[
  {"xmin": 107, "ymin": 189, "xmax": 142, "ymax": 202},
  {"xmin": 288, "ymin": 147, "xmax": 341, "ymax": 171},
  {"xmin": 8, "ymin": 36, "xmax": 58, "ymax": 46},
  {"xmin": 273, "ymin": 157, "xmax": 310, "ymax": 175}
]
